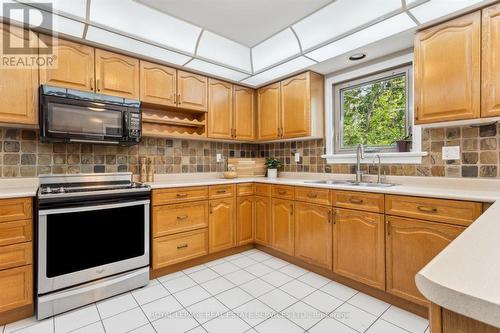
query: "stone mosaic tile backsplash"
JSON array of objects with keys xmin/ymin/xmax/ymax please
[{"xmin": 0, "ymin": 123, "xmax": 499, "ymax": 178}]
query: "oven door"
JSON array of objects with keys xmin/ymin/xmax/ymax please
[{"xmin": 38, "ymin": 199, "xmax": 150, "ymax": 294}]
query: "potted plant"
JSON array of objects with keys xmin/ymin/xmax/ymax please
[
  {"xmin": 396, "ymin": 130, "xmax": 412, "ymax": 152},
  {"xmin": 265, "ymin": 157, "xmax": 281, "ymax": 178}
]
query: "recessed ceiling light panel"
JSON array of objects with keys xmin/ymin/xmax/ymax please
[
  {"xmin": 15, "ymin": 0, "xmax": 88, "ymax": 19},
  {"xmin": 241, "ymin": 56, "xmax": 316, "ymax": 86},
  {"xmin": 196, "ymin": 31, "xmax": 251, "ymax": 72},
  {"xmin": 410, "ymin": 0, "xmax": 484, "ymax": 23},
  {"xmin": 185, "ymin": 59, "xmax": 250, "ymax": 82},
  {"xmin": 252, "ymin": 28, "xmax": 301, "ymax": 72}
]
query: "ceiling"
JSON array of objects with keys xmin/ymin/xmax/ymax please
[
  {"xmin": 135, "ymin": 0, "xmax": 332, "ymax": 47},
  {"xmin": 3, "ymin": 0, "xmax": 496, "ymax": 87}
]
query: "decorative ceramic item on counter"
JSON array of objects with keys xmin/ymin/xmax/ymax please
[
  {"xmin": 265, "ymin": 157, "xmax": 281, "ymax": 178},
  {"xmin": 224, "ymin": 164, "xmax": 238, "ymax": 179},
  {"xmin": 139, "ymin": 157, "xmax": 147, "ymax": 183},
  {"xmin": 147, "ymin": 157, "xmax": 154, "ymax": 182}
]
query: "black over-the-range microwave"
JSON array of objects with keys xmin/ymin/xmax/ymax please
[{"xmin": 39, "ymin": 85, "xmax": 142, "ymax": 145}]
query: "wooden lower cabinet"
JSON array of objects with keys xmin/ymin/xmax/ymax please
[
  {"xmin": 152, "ymin": 201, "xmax": 208, "ymax": 237},
  {"xmin": 271, "ymin": 199, "xmax": 294, "ymax": 256},
  {"xmin": 333, "ymin": 209, "xmax": 385, "ymax": 290},
  {"xmin": 294, "ymin": 202, "xmax": 332, "ymax": 270},
  {"xmin": 254, "ymin": 196, "xmax": 271, "ymax": 246},
  {"xmin": 386, "ymin": 216, "xmax": 464, "ymax": 306},
  {"xmin": 0, "ymin": 265, "xmax": 32, "ymax": 314},
  {"xmin": 153, "ymin": 229, "xmax": 208, "ymax": 269},
  {"xmin": 209, "ymin": 198, "xmax": 235, "ymax": 253},
  {"xmin": 236, "ymin": 196, "xmax": 254, "ymax": 246}
]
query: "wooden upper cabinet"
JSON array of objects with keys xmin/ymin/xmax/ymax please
[
  {"xmin": 39, "ymin": 37, "xmax": 95, "ymax": 91},
  {"xmin": 294, "ymin": 202, "xmax": 332, "ymax": 270},
  {"xmin": 254, "ymin": 196, "xmax": 271, "ymax": 246},
  {"xmin": 209, "ymin": 198, "xmax": 235, "ymax": 253},
  {"xmin": 236, "ymin": 196, "xmax": 254, "ymax": 246},
  {"xmin": 208, "ymin": 79, "xmax": 233, "ymax": 139},
  {"xmin": 0, "ymin": 25, "xmax": 38, "ymax": 125},
  {"xmin": 271, "ymin": 198, "xmax": 294, "ymax": 255},
  {"xmin": 95, "ymin": 49, "xmax": 139, "ymax": 99},
  {"xmin": 140, "ymin": 61, "xmax": 176, "ymax": 107},
  {"xmin": 233, "ymin": 85, "xmax": 255, "ymax": 140},
  {"xmin": 414, "ymin": 11, "xmax": 481, "ymax": 124},
  {"xmin": 333, "ymin": 209, "xmax": 385, "ymax": 290},
  {"xmin": 257, "ymin": 83, "xmax": 281, "ymax": 140},
  {"xmin": 482, "ymin": 3, "xmax": 500, "ymax": 117},
  {"xmin": 281, "ymin": 72, "xmax": 311, "ymax": 138},
  {"xmin": 386, "ymin": 216, "xmax": 464, "ymax": 306},
  {"xmin": 177, "ymin": 70, "xmax": 208, "ymax": 112}
]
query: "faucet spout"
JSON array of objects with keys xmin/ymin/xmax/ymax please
[{"xmin": 355, "ymin": 144, "xmax": 365, "ymax": 183}]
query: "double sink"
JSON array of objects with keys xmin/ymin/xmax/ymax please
[{"xmin": 305, "ymin": 180, "xmax": 396, "ymax": 188}]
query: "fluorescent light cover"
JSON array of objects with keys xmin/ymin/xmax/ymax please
[
  {"xmin": 196, "ymin": 31, "xmax": 251, "ymax": 72},
  {"xmin": 252, "ymin": 28, "xmax": 301, "ymax": 72},
  {"xmin": 293, "ymin": 0, "xmax": 402, "ymax": 50},
  {"xmin": 49, "ymin": 14, "xmax": 85, "ymax": 37},
  {"xmin": 86, "ymin": 26, "xmax": 191, "ymax": 65},
  {"xmin": 185, "ymin": 59, "xmax": 250, "ymax": 82},
  {"xmin": 242, "ymin": 56, "xmax": 315, "ymax": 86},
  {"xmin": 15, "ymin": 0, "xmax": 87, "ymax": 19},
  {"xmin": 410, "ymin": 0, "xmax": 484, "ymax": 23},
  {"xmin": 90, "ymin": 0, "xmax": 201, "ymax": 54},
  {"xmin": 306, "ymin": 13, "xmax": 416, "ymax": 62}
]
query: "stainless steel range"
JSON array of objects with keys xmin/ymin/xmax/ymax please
[{"xmin": 36, "ymin": 173, "xmax": 150, "ymax": 319}]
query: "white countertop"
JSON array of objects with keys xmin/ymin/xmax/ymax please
[{"xmin": 0, "ymin": 178, "xmax": 38, "ymax": 199}]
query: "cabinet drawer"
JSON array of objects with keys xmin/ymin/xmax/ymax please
[
  {"xmin": 0, "ymin": 265, "xmax": 32, "ymax": 313},
  {"xmin": 152, "ymin": 187, "xmax": 208, "ymax": 205},
  {"xmin": 237, "ymin": 183, "xmax": 254, "ymax": 196},
  {"xmin": 295, "ymin": 187, "xmax": 331, "ymax": 206},
  {"xmin": 0, "ymin": 243, "xmax": 32, "ymax": 270},
  {"xmin": 0, "ymin": 198, "xmax": 32, "ymax": 223},
  {"xmin": 333, "ymin": 191, "xmax": 384, "ymax": 213},
  {"xmin": 0, "ymin": 219, "xmax": 32, "ymax": 247},
  {"xmin": 153, "ymin": 202, "xmax": 208, "ymax": 237},
  {"xmin": 153, "ymin": 229, "xmax": 208, "ymax": 269},
  {"xmin": 209, "ymin": 184, "xmax": 234, "ymax": 199},
  {"xmin": 255, "ymin": 184, "xmax": 271, "ymax": 197},
  {"xmin": 272, "ymin": 185, "xmax": 295, "ymax": 200},
  {"xmin": 385, "ymin": 195, "xmax": 482, "ymax": 226}
]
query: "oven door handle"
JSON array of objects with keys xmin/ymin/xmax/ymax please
[{"xmin": 39, "ymin": 200, "xmax": 150, "ymax": 215}]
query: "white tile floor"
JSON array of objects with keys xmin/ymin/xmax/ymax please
[{"xmin": 1, "ymin": 249, "xmax": 430, "ymax": 333}]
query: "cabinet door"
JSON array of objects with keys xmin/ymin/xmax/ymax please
[
  {"xmin": 209, "ymin": 198, "xmax": 235, "ymax": 253},
  {"xmin": 40, "ymin": 37, "xmax": 95, "ymax": 91},
  {"xmin": 208, "ymin": 79, "xmax": 233, "ymax": 139},
  {"xmin": 237, "ymin": 196, "xmax": 254, "ymax": 246},
  {"xmin": 140, "ymin": 61, "xmax": 176, "ymax": 107},
  {"xmin": 294, "ymin": 202, "xmax": 332, "ymax": 270},
  {"xmin": 257, "ymin": 83, "xmax": 280, "ymax": 140},
  {"xmin": 482, "ymin": 4, "xmax": 500, "ymax": 117},
  {"xmin": 0, "ymin": 265, "xmax": 32, "ymax": 313},
  {"xmin": 281, "ymin": 72, "xmax": 310, "ymax": 138},
  {"xmin": 0, "ymin": 25, "xmax": 38, "ymax": 125},
  {"xmin": 177, "ymin": 70, "xmax": 208, "ymax": 111},
  {"xmin": 386, "ymin": 216, "xmax": 464, "ymax": 306},
  {"xmin": 333, "ymin": 209, "xmax": 385, "ymax": 290},
  {"xmin": 414, "ymin": 11, "xmax": 481, "ymax": 124},
  {"xmin": 95, "ymin": 49, "xmax": 140, "ymax": 99},
  {"xmin": 255, "ymin": 196, "xmax": 271, "ymax": 246},
  {"xmin": 271, "ymin": 199, "xmax": 294, "ymax": 255},
  {"xmin": 234, "ymin": 85, "xmax": 255, "ymax": 140}
]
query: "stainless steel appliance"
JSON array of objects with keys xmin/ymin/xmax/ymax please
[
  {"xmin": 36, "ymin": 173, "xmax": 150, "ymax": 319},
  {"xmin": 39, "ymin": 85, "xmax": 141, "ymax": 145}
]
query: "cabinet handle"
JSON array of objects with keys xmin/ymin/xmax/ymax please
[
  {"xmin": 417, "ymin": 205, "xmax": 437, "ymax": 213},
  {"xmin": 307, "ymin": 192, "xmax": 318, "ymax": 199},
  {"xmin": 177, "ymin": 243, "xmax": 188, "ymax": 249},
  {"xmin": 209, "ymin": 204, "xmax": 213, "ymax": 214},
  {"xmin": 96, "ymin": 79, "xmax": 100, "ymax": 92},
  {"xmin": 386, "ymin": 220, "xmax": 390, "ymax": 236},
  {"xmin": 349, "ymin": 198, "xmax": 364, "ymax": 204},
  {"xmin": 278, "ymin": 190, "xmax": 287, "ymax": 195},
  {"xmin": 328, "ymin": 211, "xmax": 332, "ymax": 224},
  {"xmin": 177, "ymin": 215, "xmax": 188, "ymax": 220},
  {"xmin": 172, "ymin": 94, "xmax": 176, "ymax": 104},
  {"xmin": 176, "ymin": 193, "xmax": 188, "ymax": 198},
  {"xmin": 178, "ymin": 93, "xmax": 181, "ymax": 104},
  {"xmin": 216, "ymin": 189, "xmax": 227, "ymax": 194},
  {"xmin": 90, "ymin": 78, "xmax": 94, "ymax": 91},
  {"xmin": 290, "ymin": 204, "xmax": 293, "ymax": 215}
]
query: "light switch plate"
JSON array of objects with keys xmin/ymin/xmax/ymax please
[
  {"xmin": 216, "ymin": 153, "xmax": 222, "ymax": 162},
  {"xmin": 294, "ymin": 153, "xmax": 300, "ymax": 162},
  {"xmin": 442, "ymin": 146, "xmax": 460, "ymax": 160}
]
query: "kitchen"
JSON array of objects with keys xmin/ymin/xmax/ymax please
[{"xmin": 0, "ymin": 0, "xmax": 499, "ymax": 332}]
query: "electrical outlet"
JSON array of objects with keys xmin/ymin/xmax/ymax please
[
  {"xmin": 216, "ymin": 153, "xmax": 222, "ymax": 162},
  {"xmin": 442, "ymin": 146, "xmax": 460, "ymax": 160},
  {"xmin": 294, "ymin": 153, "xmax": 300, "ymax": 162}
]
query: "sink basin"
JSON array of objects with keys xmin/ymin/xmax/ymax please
[{"xmin": 304, "ymin": 180, "xmax": 396, "ymax": 187}]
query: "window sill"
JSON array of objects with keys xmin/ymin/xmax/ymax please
[{"xmin": 322, "ymin": 151, "xmax": 427, "ymax": 164}]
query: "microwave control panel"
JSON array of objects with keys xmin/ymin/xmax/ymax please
[{"xmin": 128, "ymin": 112, "xmax": 141, "ymax": 138}]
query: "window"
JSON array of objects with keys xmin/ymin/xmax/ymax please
[{"xmin": 334, "ymin": 65, "xmax": 411, "ymax": 153}]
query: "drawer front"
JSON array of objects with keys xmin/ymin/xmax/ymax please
[
  {"xmin": 0, "ymin": 219, "xmax": 32, "ymax": 247},
  {"xmin": 255, "ymin": 184, "xmax": 271, "ymax": 197},
  {"xmin": 237, "ymin": 183, "xmax": 254, "ymax": 196},
  {"xmin": 333, "ymin": 191, "xmax": 385, "ymax": 213},
  {"xmin": 209, "ymin": 184, "xmax": 234, "ymax": 199},
  {"xmin": 0, "ymin": 243, "xmax": 32, "ymax": 270},
  {"xmin": 153, "ymin": 229, "xmax": 208, "ymax": 269},
  {"xmin": 295, "ymin": 187, "xmax": 332, "ymax": 206},
  {"xmin": 153, "ymin": 202, "xmax": 209, "ymax": 237},
  {"xmin": 385, "ymin": 195, "xmax": 483, "ymax": 226},
  {"xmin": 0, "ymin": 198, "xmax": 32, "ymax": 223},
  {"xmin": 0, "ymin": 265, "xmax": 32, "ymax": 313},
  {"xmin": 152, "ymin": 187, "xmax": 208, "ymax": 205},
  {"xmin": 272, "ymin": 185, "xmax": 295, "ymax": 200}
]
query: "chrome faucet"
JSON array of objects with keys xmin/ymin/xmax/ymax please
[
  {"xmin": 355, "ymin": 144, "xmax": 365, "ymax": 183},
  {"xmin": 375, "ymin": 154, "xmax": 382, "ymax": 184}
]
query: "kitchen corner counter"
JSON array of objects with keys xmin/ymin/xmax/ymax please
[{"xmin": 0, "ymin": 178, "xmax": 38, "ymax": 199}]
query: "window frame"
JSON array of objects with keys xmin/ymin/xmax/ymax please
[{"xmin": 333, "ymin": 65, "xmax": 412, "ymax": 154}]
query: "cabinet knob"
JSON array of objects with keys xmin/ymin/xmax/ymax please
[
  {"xmin": 349, "ymin": 198, "xmax": 364, "ymax": 204},
  {"xmin": 417, "ymin": 205, "xmax": 437, "ymax": 213},
  {"xmin": 177, "ymin": 243, "xmax": 188, "ymax": 249},
  {"xmin": 177, "ymin": 215, "xmax": 188, "ymax": 220},
  {"xmin": 176, "ymin": 193, "xmax": 188, "ymax": 198}
]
